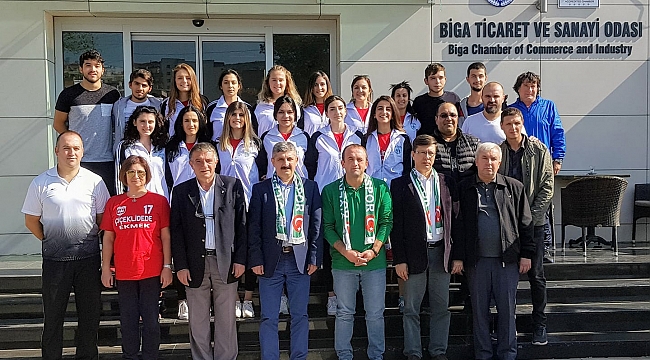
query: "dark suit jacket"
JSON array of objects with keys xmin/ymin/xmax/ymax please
[
  {"xmin": 170, "ymin": 175, "xmax": 247, "ymax": 287},
  {"xmin": 247, "ymin": 177, "xmax": 323, "ymax": 277},
  {"xmin": 390, "ymin": 173, "xmax": 457, "ymax": 274}
]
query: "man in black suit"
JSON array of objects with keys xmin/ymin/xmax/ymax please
[
  {"xmin": 170, "ymin": 142, "xmax": 247, "ymax": 360},
  {"xmin": 391, "ymin": 135, "xmax": 456, "ymax": 360},
  {"xmin": 248, "ymin": 141, "xmax": 323, "ymax": 360}
]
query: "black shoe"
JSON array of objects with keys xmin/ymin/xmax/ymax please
[
  {"xmin": 532, "ymin": 327, "xmax": 548, "ymax": 345},
  {"xmin": 406, "ymin": 355, "xmax": 421, "ymax": 360},
  {"xmin": 431, "ymin": 354, "xmax": 448, "ymax": 360},
  {"xmin": 543, "ymin": 256, "xmax": 554, "ymax": 264}
]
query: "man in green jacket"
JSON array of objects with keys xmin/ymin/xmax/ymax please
[
  {"xmin": 499, "ymin": 107, "xmax": 554, "ymax": 346},
  {"xmin": 321, "ymin": 144, "xmax": 392, "ymax": 360}
]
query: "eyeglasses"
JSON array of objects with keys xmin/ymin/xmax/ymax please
[
  {"xmin": 438, "ymin": 113, "xmax": 458, "ymax": 119},
  {"xmin": 126, "ymin": 170, "xmax": 146, "ymax": 178},
  {"xmin": 414, "ymin": 150, "xmax": 436, "ymax": 158},
  {"xmin": 194, "ymin": 199, "xmax": 214, "ymax": 220}
]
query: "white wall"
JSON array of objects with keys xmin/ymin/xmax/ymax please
[{"xmin": 0, "ymin": 0, "xmax": 648, "ymax": 254}]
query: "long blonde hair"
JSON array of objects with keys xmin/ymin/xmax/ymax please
[
  {"xmin": 257, "ymin": 65, "xmax": 302, "ymax": 105},
  {"xmin": 219, "ymin": 101, "xmax": 257, "ymax": 152},
  {"xmin": 166, "ymin": 63, "xmax": 202, "ymax": 120}
]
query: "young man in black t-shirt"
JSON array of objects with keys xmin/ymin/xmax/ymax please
[
  {"xmin": 413, "ymin": 63, "xmax": 463, "ymax": 136},
  {"xmin": 54, "ymin": 50, "xmax": 121, "ymax": 194}
]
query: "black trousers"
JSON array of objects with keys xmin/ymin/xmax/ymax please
[
  {"xmin": 116, "ymin": 276, "xmax": 161, "ymax": 360},
  {"xmin": 528, "ymin": 226, "xmax": 548, "ymax": 328},
  {"xmin": 243, "ymin": 268, "xmax": 258, "ymax": 292},
  {"xmin": 80, "ymin": 161, "xmax": 115, "ymax": 196},
  {"xmin": 41, "ymin": 255, "xmax": 101, "ymax": 360}
]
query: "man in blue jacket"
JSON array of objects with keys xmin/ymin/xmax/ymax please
[{"xmin": 248, "ymin": 141, "xmax": 323, "ymax": 360}]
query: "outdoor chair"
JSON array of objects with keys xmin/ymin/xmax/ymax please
[
  {"xmin": 561, "ymin": 176, "xmax": 628, "ymax": 256},
  {"xmin": 632, "ymin": 183, "xmax": 650, "ymax": 243}
]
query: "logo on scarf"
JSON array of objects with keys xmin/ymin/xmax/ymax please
[
  {"xmin": 365, "ymin": 215, "xmax": 375, "ymax": 233},
  {"xmin": 292, "ymin": 215, "xmax": 304, "ymax": 233}
]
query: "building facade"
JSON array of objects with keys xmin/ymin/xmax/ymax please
[{"xmin": 1, "ymin": 0, "xmax": 648, "ymax": 255}]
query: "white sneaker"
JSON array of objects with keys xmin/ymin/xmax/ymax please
[
  {"xmin": 279, "ymin": 294, "xmax": 289, "ymax": 315},
  {"xmin": 242, "ymin": 300, "xmax": 255, "ymax": 318},
  {"xmin": 177, "ymin": 300, "xmax": 188, "ymax": 320},
  {"xmin": 235, "ymin": 301, "xmax": 242, "ymax": 318},
  {"xmin": 327, "ymin": 296, "xmax": 337, "ymax": 316}
]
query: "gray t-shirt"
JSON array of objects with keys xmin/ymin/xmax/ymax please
[
  {"xmin": 55, "ymin": 83, "xmax": 121, "ymax": 162},
  {"xmin": 477, "ymin": 181, "xmax": 502, "ymax": 258}
]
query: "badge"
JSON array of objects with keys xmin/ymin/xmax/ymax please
[{"xmin": 117, "ymin": 206, "xmax": 126, "ymax": 216}]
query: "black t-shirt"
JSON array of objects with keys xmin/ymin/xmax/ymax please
[{"xmin": 413, "ymin": 91, "xmax": 462, "ymax": 136}]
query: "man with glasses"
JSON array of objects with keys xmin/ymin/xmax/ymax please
[
  {"xmin": 390, "ymin": 135, "xmax": 456, "ymax": 360},
  {"xmin": 170, "ymin": 142, "xmax": 247, "ymax": 360},
  {"xmin": 22, "ymin": 131, "xmax": 110, "ymax": 360}
]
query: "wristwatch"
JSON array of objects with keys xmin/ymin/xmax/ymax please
[
  {"xmin": 163, "ymin": 264, "xmax": 172, "ymax": 269},
  {"xmin": 553, "ymin": 159, "xmax": 563, "ymax": 164}
]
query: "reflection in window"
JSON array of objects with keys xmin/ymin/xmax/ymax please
[
  {"xmin": 62, "ymin": 32, "xmax": 124, "ymax": 92},
  {"xmin": 202, "ymin": 41, "xmax": 266, "ymax": 106},
  {"xmin": 132, "ymin": 41, "xmax": 197, "ymax": 98},
  {"xmin": 273, "ymin": 34, "xmax": 330, "ymax": 100}
]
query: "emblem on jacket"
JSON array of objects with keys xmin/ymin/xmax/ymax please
[{"xmin": 487, "ymin": 0, "xmax": 514, "ymax": 6}]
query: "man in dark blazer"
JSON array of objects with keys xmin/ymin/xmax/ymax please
[
  {"xmin": 170, "ymin": 142, "xmax": 247, "ymax": 360},
  {"xmin": 248, "ymin": 141, "xmax": 323, "ymax": 360},
  {"xmin": 391, "ymin": 135, "xmax": 456, "ymax": 360}
]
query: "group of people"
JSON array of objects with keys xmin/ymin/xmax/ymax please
[{"xmin": 22, "ymin": 48, "xmax": 566, "ymax": 360}]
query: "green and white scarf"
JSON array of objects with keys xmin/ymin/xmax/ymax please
[
  {"xmin": 339, "ymin": 174, "xmax": 375, "ymax": 250},
  {"xmin": 272, "ymin": 173, "xmax": 306, "ymax": 245},
  {"xmin": 410, "ymin": 168, "xmax": 443, "ymax": 240}
]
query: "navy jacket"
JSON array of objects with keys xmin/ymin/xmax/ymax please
[
  {"xmin": 170, "ymin": 175, "xmax": 247, "ymax": 287},
  {"xmin": 247, "ymin": 177, "xmax": 323, "ymax": 277}
]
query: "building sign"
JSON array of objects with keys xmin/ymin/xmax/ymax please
[
  {"xmin": 486, "ymin": 0, "xmax": 514, "ymax": 6},
  {"xmin": 559, "ymin": 0, "xmax": 599, "ymax": 8},
  {"xmin": 439, "ymin": 19, "xmax": 642, "ymax": 59}
]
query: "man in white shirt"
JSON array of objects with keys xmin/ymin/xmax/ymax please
[
  {"xmin": 461, "ymin": 82, "xmax": 515, "ymax": 144},
  {"xmin": 22, "ymin": 131, "xmax": 110, "ymax": 360}
]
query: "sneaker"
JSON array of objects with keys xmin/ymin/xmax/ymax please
[
  {"xmin": 242, "ymin": 300, "xmax": 255, "ymax": 318},
  {"xmin": 235, "ymin": 301, "xmax": 242, "ymax": 318},
  {"xmin": 177, "ymin": 300, "xmax": 188, "ymax": 320},
  {"xmin": 327, "ymin": 296, "xmax": 337, "ymax": 316},
  {"xmin": 279, "ymin": 294, "xmax": 289, "ymax": 315},
  {"xmin": 532, "ymin": 327, "xmax": 548, "ymax": 345},
  {"xmin": 398, "ymin": 295, "xmax": 405, "ymax": 313}
]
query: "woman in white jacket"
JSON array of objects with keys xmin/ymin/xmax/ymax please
[
  {"xmin": 344, "ymin": 75, "xmax": 373, "ymax": 133},
  {"xmin": 300, "ymin": 71, "xmax": 333, "ymax": 136},
  {"xmin": 254, "ymin": 65, "xmax": 302, "ymax": 136},
  {"xmin": 391, "ymin": 81, "xmax": 421, "ymax": 144},
  {"xmin": 217, "ymin": 101, "xmax": 261, "ymax": 319},
  {"xmin": 115, "ymin": 105, "xmax": 169, "ymax": 199},
  {"xmin": 364, "ymin": 95, "xmax": 412, "ymax": 188},
  {"xmin": 206, "ymin": 69, "xmax": 255, "ymax": 141}
]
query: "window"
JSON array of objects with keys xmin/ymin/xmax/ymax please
[
  {"xmin": 132, "ymin": 40, "xmax": 197, "ymax": 98},
  {"xmin": 62, "ymin": 32, "xmax": 124, "ymax": 92},
  {"xmin": 273, "ymin": 34, "xmax": 330, "ymax": 100}
]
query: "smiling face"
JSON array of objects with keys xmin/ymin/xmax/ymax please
[
  {"xmin": 80, "ymin": 59, "xmax": 104, "ymax": 84},
  {"xmin": 134, "ymin": 112, "xmax": 156, "ymax": 137},
  {"xmin": 182, "ymin": 111, "xmax": 200, "ymax": 137},
  {"xmin": 352, "ymin": 78, "xmax": 370, "ymax": 105},
  {"xmin": 326, "ymin": 99, "xmax": 347, "ymax": 125},
  {"xmin": 228, "ymin": 108, "xmax": 246, "ymax": 131},
  {"xmin": 374, "ymin": 100, "xmax": 393, "ymax": 126},
  {"xmin": 221, "ymin": 73, "xmax": 240, "ymax": 99},
  {"xmin": 175, "ymin": 69, "xmax": 192, "ymax": 94},
  {"xmin": 189, "ymin": 150, "xmax": 217, "ymax": 184},
  {"xmin": 276, "ymin": 102, "xmax": 295, "ymax": 130},
  {"xmin": 342, "ymin": 146, "xmax": 368, "ymax": 177},
  {"xmin": 129, "ymin": 76, "xmax": 152, "ymax": 101},
  {"xmin": 435, "ymin": 103, "xmax": 459, "ymax": 138},
  {"xmin": 271, "ymin": 150, "xmax": 298, "ymax": 180},
  {"xmin": 269, "ymin": 70, "xmax": 287, "ymax": 98},
  {"xmin": 392, "ymin": 88, "xmax": 409, "ymax": 112},
  {"xmin": 312, "ymin": 76, "xmax": 328, "ymax": 102},
  {"xmin": 55, "ymin": 133, "xmax": 84, "ymax": 170}
]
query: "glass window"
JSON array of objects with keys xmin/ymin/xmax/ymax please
[
  {"xmin": 132, "ymin": 40, "xmax": 197, "ymax": 98},
  {"xmin": 62, "ymin": 32, "xmax": 124, "ymax": 92},
  {"xmin": 202, "ymin": 41, "xmax": 266, "ymax": 106},
  {"xmin": 273, "ymin": 34, "xmax": 330, "ymax": 100}
]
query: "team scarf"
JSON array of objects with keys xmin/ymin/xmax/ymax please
[
  {"xmin": 339, "ymin": 174, "xmax": 375, "ymax": 250},
  {"xmin": 410, "ymin": 168, "xmax": 443, "ymax": 240},
  {"xmin": 271, "ymin": 173, "xmax": 306, "ymax": 245}
]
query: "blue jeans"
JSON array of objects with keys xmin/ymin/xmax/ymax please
[
  {"xmin": 402, "ymin": 246, "xmax": 451, "ymax": 358},
  {"xmin": 332, "ymin": 268, "xmax": 386, "ymax": 360},
  {"xmin": 258, "ymin": 252, "xmax": 311, "ymax": 360}
]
